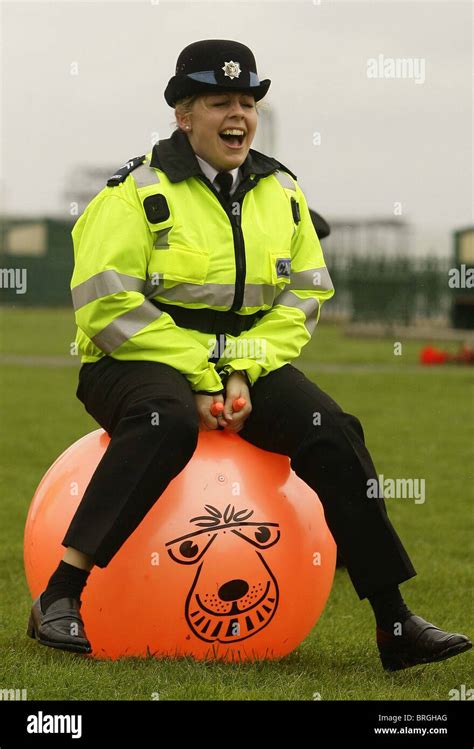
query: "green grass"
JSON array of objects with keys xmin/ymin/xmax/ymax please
[
  {"xmin": 0, "ymin": 305, "xmax": 467, "ymax": 363},
  {"xmin": 0, "ymin": 308, "xmax": 472, "ymax": 700}
]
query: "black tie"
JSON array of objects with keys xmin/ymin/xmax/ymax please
[{"xmin": 214, "ymin": 171, "xmax": 233, "ymax": 203}]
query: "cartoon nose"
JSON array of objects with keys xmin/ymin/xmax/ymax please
[{"xmin": 218, "ymin": 579, "xmax": 249, "ymax": 602}]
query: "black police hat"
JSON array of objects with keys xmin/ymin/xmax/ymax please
[{"xmin": 164, "ymin": 39, "xmax": 271, "ymax": 108}]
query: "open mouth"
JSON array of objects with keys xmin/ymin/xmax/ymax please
[{"xmin": 219, "ymin": 128, "xmax": 246, "ymax": 149}]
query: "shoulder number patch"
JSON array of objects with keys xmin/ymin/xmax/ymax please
[
  {"xmin": 276, "ymin": 258, "xmax": 291, "ymax": 278},
  {"xmin": 107, "ymin": 155, "xmax": 146, "ymax": 187}
]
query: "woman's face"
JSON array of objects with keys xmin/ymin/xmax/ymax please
[{"xmin": 179, "ymin": 91, "xmax": 258, "ymax": 172}]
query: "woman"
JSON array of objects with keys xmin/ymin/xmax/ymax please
[{"xmin": 27, "ymin": 39, "xmax": 471, "ymax": 671}]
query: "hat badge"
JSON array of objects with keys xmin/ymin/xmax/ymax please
[{"xmin": 222, "ymin": 60, "xmax": 241, "ymax": 79}]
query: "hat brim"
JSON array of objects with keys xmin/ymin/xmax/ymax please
[{"xmin": 165, "ymin": 76, "xmax": 271, "ymax": 107}]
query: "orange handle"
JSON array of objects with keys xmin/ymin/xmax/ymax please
[
  {"xmin": 233, "ymin": 397, "xmax": 246, "ymax": 412},
  {"xmin": 210, "ymin": 398, "xmax": 247, "ymax": 417}
]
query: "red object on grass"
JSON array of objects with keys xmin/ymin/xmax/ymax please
[
  {"xmin": 420, "ymin": 346, "xmax": 448, "ymax": 365},
  {"xmin": 419, "ymin": 344, "xmax": 474, "ymax": 365}
]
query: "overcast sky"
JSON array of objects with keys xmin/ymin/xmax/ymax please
[{"xmin": 1, "ymin": 0, "xmax": 472, "ymax": 256}]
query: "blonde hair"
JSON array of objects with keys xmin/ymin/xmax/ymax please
[{"xmin": 172, "ymin": 93, "xmax": 264, "ymax": 131}]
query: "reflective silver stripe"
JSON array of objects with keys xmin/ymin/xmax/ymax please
[
  {"xmin": 140, "ymin": 271, "xmax": 330, "ymax": 316},
  {"xmin": 244, "ymin": 284, "xmax": 276, "ymax": 307},
  {"xmin": 272, "ymin": 289, "xmax": 320, "ymax": 334},
  {"xmin": 287, "ymin": 267, "xmax": 334, "ymax": 292},
  {"xmin": 91, "ymin": 301, "xmax": 162, "ymax": 353},
  {"xmin": 132, "ymin": 160, "xmax": 161, "ymax": 188},
  {"xmin": 274, "ymin": 170, "xmax": 296, "ymax": 191},
  {"xmin": 149, "ymin": 282, "xmax": 276, "ymax": 308},
  {"xmin": 71, "ymin": 270, "xmax": 146, "ymax": 310},
  {"xmin": 154, "ymin": 229, "xmax": 170, "ymax": 249}
]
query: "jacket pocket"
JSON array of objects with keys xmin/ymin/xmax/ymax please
[{"xmin": 149, "ymin": 246, "xmax": 210, "ymax": 285}]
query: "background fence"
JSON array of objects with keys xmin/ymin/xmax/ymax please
[{"xmin": 0, "ymin": 217, "xmax": 472, "ymax": 329}]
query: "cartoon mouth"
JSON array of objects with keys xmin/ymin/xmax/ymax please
[
  {"xmin": 185, "ymin": 555, "xmax": 279, "ymax": 643},
  {"xmin": 196, "ymin": 579, "xmax": 271, "ymax": 617},
  {"xmin": 188, "ymin": 592, "xmax": 277, "ymax": 643}
]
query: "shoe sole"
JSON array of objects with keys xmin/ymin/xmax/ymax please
[
  {"xmin": 27, "ymin": 613, "xmax": 92, "ymax": 655},
  {"xmin": 380, "ymin": 640, "xmax": 472, "ymax": 671}
]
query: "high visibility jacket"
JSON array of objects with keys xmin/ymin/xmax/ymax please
[{"xmin": 71, "ymin": 129, "xmax": 334, "ymax": 394}]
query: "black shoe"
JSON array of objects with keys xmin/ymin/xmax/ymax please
[
  {"xmin": 377, "ymin": 614, "xmax": 472, "ymax": 671},
  {"xmin": 27, "ymin": 595, "xmax": 92, "ymax": 654}
]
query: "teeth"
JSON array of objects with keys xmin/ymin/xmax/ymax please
[{"xmin": 221, "ymin": 129, "xmax": 245, "ymax": 136}]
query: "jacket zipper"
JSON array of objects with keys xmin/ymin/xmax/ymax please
[
  {"xmin": 197, "ymin": 174, "xmax": 259, "ymax": 312},
  {"xmin": 229, "ymin": 193, "xmax": 245, "ymax": 311}
]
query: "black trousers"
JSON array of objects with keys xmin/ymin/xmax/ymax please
[{"xmin": 63, "ymin": 355, "xmax": 416, "ymax": 599}]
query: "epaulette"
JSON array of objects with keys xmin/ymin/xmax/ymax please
[
  {"xmin": 275, "ymin": 160, "xmax": 297, "ymax": 181},
  {"xmin": 107, "ymin": 155, "xmax": 146, "ymax": 187}
]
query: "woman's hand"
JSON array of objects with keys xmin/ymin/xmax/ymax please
[
  {"xmin": 195, "ymin": 393, "xmax": 226, "ymax": 431},
  {"xmin": 221, "ymin": 372, "xmax": 252, "ymax": 434},
  {"xmin": 195, "ymin": 373, "xmax": 252, "ymax": 433}
]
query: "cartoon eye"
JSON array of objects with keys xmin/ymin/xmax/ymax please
[
  {"xmin": 255, "ymin": 526, "xmax": 271, "ymax": 543},
  {"xmin": 166, "ymin": 533, "xmax": 217, "ymax": 565},
  {"xmin": 231, "ymin": 524, "xmax": 280, "ymax": 549},
  {"xmin": 179, "ymin": 540, "xmax": 199, "ymax": 558}
]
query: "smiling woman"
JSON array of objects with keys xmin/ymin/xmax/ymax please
[
  {"xmin": 175, "ymin": 91, "xmax": 259, "ymax": 172},
  {"xmin": 28, "ymin": 38, "xmax": 472, "ymax": 676}
]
